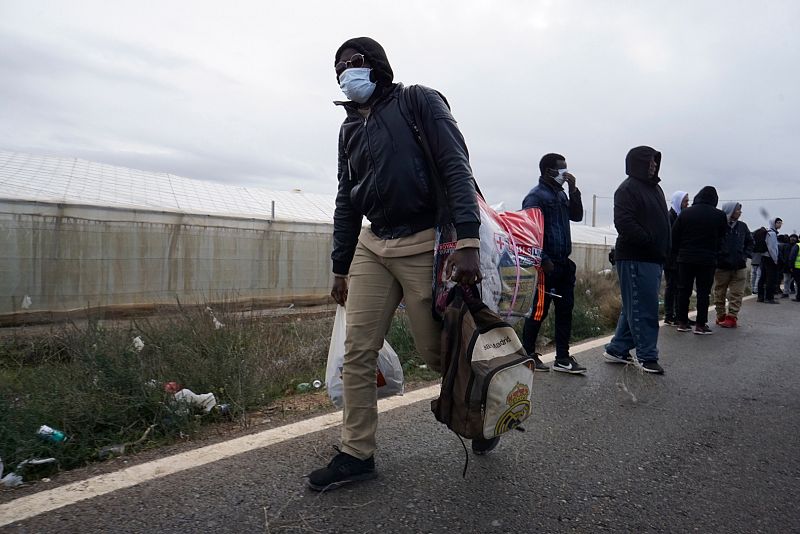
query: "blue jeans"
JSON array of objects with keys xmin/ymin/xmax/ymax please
[{"xmin": 605, "ymin": 260, "xmax": 663, "ymax": 362}]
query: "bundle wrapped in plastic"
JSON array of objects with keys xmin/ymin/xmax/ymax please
[{"xmin": 433, "ymin": 197, "xmax": 544, "ymax": 325}]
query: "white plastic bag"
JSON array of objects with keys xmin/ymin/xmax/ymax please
[
  {"xmin": 173, "ymin": 389, "xmax": 217, "ymax": 413},
  {"xmin": 326, "ymin": 305, "xmax": 404, "ymax": 408}
]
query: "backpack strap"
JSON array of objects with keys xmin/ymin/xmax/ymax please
[{"xmin": 398, "ymin": 85, "xmax": 483, "ymax": 227}]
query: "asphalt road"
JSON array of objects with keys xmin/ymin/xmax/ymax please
[{"xmin": 4, "ymin": 298, "xmax": 799, "ymax": 533}]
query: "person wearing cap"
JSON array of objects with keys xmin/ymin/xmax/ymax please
[
  {"xmin": 307, "ymin": 37, "xmax": 483, "ymax": 491},
  {"xmin": 713, "ymin": 201, "xmax": 754, "ymax": 328},
  {"xmin": 519, "ymin": 153, "xmax": 585, "ymax": 374}
]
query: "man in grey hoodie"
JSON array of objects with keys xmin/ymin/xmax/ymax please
[
  {"xmin": 713, "ymin": 202, "xmax": 753, "ymax": 328},
  {"xmin": 757, "ymin": 217, "xmax": 782, "ymax": 303}
]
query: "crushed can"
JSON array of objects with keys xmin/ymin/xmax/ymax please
[{"xmin": 37, "ymin": 425, "xmax": 67, "ymax": 443}]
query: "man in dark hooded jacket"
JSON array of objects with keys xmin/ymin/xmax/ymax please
[
  {"xmin": 308, "ymin": 37, "xmax": 485, "ymax": 492},
  {"xmin": 713, "ymin": 201, "xmax": 754, "ymax": 328},
  {"xmin": 603, "ymin": 146, "xmax": 670, "ymax": 374},
  {"xmin": 672, "ymin": 186, "xmax": 727, "ymax": 334}
]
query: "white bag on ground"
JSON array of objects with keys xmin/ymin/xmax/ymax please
[
  {"xmin": 326, "ymin": 305, "xmax": 404, "ymax": 409},
  {"xmin": 174, "ymin": 389, "xmax": 217, "ymax": 412}
]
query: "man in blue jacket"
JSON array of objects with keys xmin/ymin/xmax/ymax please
[{"xmin": 520, "ymin": 153, "xmax": 585, "ymax": 374}]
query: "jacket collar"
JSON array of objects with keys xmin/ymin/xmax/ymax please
[{"xmin": 538, "ymin": 175, "xmax": 564, "ymax": 192}]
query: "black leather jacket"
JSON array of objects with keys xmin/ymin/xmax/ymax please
[{"xmin": 331, "ymin": 83, "xmax": 480, "ymax": 275}]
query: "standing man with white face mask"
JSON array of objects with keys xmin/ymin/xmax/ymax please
[
  {"xmin": 307, "ymin": 37, "xmax": 484, "ymax": 491},
  {"xmin": 520, "ymin": 153, "xmax": 585, "ymax": 374}
]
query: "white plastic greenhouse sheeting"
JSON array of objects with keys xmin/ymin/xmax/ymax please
[
  {"xmin": 0, "ymin": 150, "xmax": 335, "ymax": 223},
  {"xmin": 0, "ymin": 201, "xmax": 335, "ymax": 317}
]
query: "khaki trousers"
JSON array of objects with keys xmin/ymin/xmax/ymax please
[
  {"xmin": 713, "ymin": 268, "xmax": 746, "ymax": 319},
  {"xmin": 341, "ymin": 241, "xmax": 442, "ymax": 460}
]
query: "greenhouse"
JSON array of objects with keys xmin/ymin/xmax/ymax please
[
  {"xmin": 0, "ymin": 150, "xmax": 615, "ymax": 324},
  {"xmin": 0, "ymin": 150, "xmax": 337, "ymax": 323}
]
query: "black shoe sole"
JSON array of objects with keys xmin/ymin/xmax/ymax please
[
  {"xmin": 534, "ymin": 366, "xmax": 550, "ymax": 372},
  {"xmin": 603, "ymin": 352, "xmax": 632, "ymax": 364},
  {"xmin": 472, "ymin": 437, "xmax": 500, "ymax": 455},
  {"xmin": 552, "ymin": 365, "xmax": 587, "ymax": 374},
  {"xmin": 306, "ymin": 471, "xmax": 377, "ymax": 492}
]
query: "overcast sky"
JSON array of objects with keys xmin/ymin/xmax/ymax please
[{"xmin": 1, "ymin": 0, "xmax": 798, "ymax": 232}]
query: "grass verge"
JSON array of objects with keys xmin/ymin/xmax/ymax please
[{"xmin": 0, "ymin": 272, "xmax": 629, "ymax": 480}]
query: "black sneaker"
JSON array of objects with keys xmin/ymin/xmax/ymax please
[
  {"xmin": 765, "ymin": 300, "xmax": 779, "ymax": 304},
  {"xmin": 693, "ymin": 324, "xmax": 713, "ymax": 335},
  {"xmin": 552, "ymin": 357, "xmax": 587, "ymax": 374},
  {"xmin": 531, "ymin": 352, "xmax": 550, "ymax": 372},
  {"xmin": 676, "ymin": 322, "xmax": 691, "ymax": 332},
  {"xmin": 471, "ymin": 436, "xmax": 500, "ymax": 455},
  {"xmin": 306, "ymin": 451, "xmax": 377, "ymax": 492},
  {"xmin": 640, "ymin": 361, "xmax": 664, "ymax": 374},
  {"xmin": 603, "ymin": 351, "xmax": 633, "ymax": 364},
  {"xmin": 663, "ymin": 318, "xmax": 676, "ymax": 326}
]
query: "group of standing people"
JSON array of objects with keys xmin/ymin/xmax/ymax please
[
  {"xmin": 751, "ymin": 224, "xmax": 800, "ymax": 303},
  {"xmin": 310, "ymin": 36, "xmax": 794, "ymax": 492}
]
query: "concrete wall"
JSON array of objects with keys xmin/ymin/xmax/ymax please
[{"xmin": 0, "ymin": 201, "xmax": 334, "ymax": 318}]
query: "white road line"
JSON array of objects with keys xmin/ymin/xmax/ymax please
[
  {"xmin": 0, "ymin": 297, "xmax": 753, "ymax": 526},
  {"xmin": 0, "ymin": 388, "xmax": 433, "ymax": 527}
]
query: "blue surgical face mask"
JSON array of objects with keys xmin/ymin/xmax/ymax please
[
  {"xmin": 553, "ymin": 169, "xmax": 568, "ymax": 186},
  {"xmin": 339, "ymin": 68, "xmax": 376, "ymax": 103}
]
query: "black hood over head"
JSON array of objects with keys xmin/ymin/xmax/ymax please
[
  {"xmin": 693, "ymin": 186, "xmax": 719, "ymax": 207},
  {"xmin": 335, "ymin": 37, "xmax": 394, "ymax": 85},
  {"xmin": 625, "ymin": 145, "xmax": 661, "ymax": 182}
]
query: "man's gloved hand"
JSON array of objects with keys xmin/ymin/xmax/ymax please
[{"xmin": 542, "ymin": 258, "xmax": 555, "ymax": 274}]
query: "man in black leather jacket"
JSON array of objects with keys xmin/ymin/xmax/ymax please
[{"xmin": 307, "ymin": 37, "xmax": 485, "ymax": 492}]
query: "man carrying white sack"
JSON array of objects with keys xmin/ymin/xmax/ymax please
[{"xmin": 307, "ymin": 37, "xmax": 487, "ymax": 492}]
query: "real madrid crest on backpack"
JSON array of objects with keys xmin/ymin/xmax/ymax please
[{"xmin": 432, "ymin": 284, "xmax": 536, "ymax": 472}]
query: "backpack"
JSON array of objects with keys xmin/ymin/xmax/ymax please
[
  {"xmin": 753, "ymin": 227, "xmax": 768, "ymax": 253},
  {"xmin": 433, "ymin": 285, "xmax": 535, "ymax": 447}
]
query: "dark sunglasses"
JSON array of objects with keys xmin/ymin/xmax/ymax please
[{"xmin": 335, "ymin": 53, "xmax": 366, "ymax": 76}]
